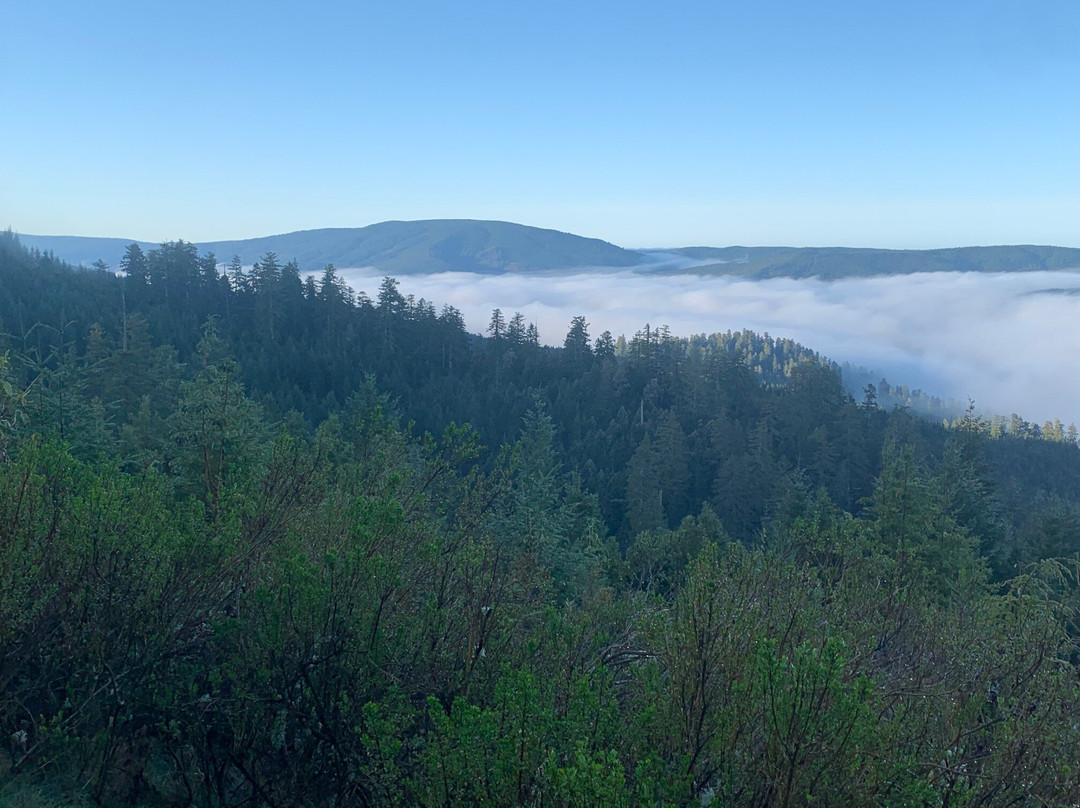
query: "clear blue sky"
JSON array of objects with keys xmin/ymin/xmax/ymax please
[{"xmin": 3, "ymin": 0, "xmax": 1078, "ymax": 248}]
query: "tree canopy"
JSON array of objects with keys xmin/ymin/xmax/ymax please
[{"xmin": 3, "ymin": 230, "xmax": 1080, "ymax": 806}]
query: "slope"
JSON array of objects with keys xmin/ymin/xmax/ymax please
[{"xmin": 18, "ymin": 220, "xmax": 645, "ymax": 274}]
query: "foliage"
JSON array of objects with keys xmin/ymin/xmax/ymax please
[{"xmin": 3, "ymin": 232, "xmax": 1080, "ymax": 805}]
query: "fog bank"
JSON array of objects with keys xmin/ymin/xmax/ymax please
[{"xmin": 338, "ymin": 268, "xmax": 1080, "ymax": 426}]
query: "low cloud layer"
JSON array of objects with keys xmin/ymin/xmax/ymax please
[{"xmin": 338, "ymin": 268, "xmax": 1080, "ymax": 426}]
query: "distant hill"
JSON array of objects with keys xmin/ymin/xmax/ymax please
[
  {"xmin": 665, "ymin": 245, "xmax": 1080, "ymax": 279},
  {"xmin": 18, "ymin": 220, "xmax": 645, "ymax": 274},
  {"xmin": 15, "ymin": 234, "xmax": 160, "ymax": 269},
  {"xmin": 17, "ymin": 223, "xmax": 1080, "ymax": 278}
]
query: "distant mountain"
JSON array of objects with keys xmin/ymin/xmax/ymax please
[
  {"xmin": 664, "ymin": 245, "xmax": 1080, "ymax": 279},
  {"xmin": 18, "ymin": 220, "xmax": 645, "ymax": 274},
  {"xmin": 17, "ymin": 222, "xmax": 1080, "ymax": 279}
]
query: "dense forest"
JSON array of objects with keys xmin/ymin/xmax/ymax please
[{"xmin": 3, "ymin": 230, "xmax": 1080, "ymax": 806}]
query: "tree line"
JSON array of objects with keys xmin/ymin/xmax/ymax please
[{"xmin": 3, "ymin": 231, "xmax": 1080, "ymax": 805}]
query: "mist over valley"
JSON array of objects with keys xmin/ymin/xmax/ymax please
[
  {"xmin": 21, "ymin": 221, "xmax": 1080, "ymax": 427},
  {"xmin": 325, "ymin": 258, "xmax": 1080, "ymax": 429}
]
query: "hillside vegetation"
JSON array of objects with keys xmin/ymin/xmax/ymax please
[{"xmin": 3, "ymin": 231, "xmax": 1080, "ymax": 806}]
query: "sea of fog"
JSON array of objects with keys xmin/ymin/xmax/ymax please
[{"xmin": 337, "ymin": 268, "xmax": 1080, "ymax": 427}]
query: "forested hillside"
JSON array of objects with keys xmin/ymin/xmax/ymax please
[{"xmin": 4, "ymin": 230, "xmax": 1080, "ymax": 806}]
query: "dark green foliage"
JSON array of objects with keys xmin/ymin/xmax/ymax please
[{"xmin": 3, "ymin": 231, "xmax": 1080, "ymax": 805}]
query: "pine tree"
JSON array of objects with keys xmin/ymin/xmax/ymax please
[
  {"xmin": 506, "ymin": 312, "xmax": 527, "ymax": 346},
  {"xmin": 563, "ymin": 316, "xmax": 592, "ymax": 366},
  {"xmin": 487, "ymin": 308, "xmax": 506, "ymax": 341}
]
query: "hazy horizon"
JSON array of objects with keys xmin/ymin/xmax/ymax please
[{"xmin": 13, "ymin": 223, "xmax": 1080, "ymax": 255}]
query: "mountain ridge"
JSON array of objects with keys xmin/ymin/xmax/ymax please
[
  {"xmin": 15, "ymin": 221, "xmax": 1080, "ymax": 278},
  {"xmin": 663, "ymin": 244, "xmax": 1080, "ymax": 279},
  {"xmin": 16, "ymin": 219, "xmax": 645, "ymax": 275}
]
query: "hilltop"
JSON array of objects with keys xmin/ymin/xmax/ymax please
[{"xmin": 17, "ymin": 219, "xmax": 644, "ymax": 274}]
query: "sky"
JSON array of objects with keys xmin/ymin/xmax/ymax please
[{"xmin": 3, "ymin": 0, "xmax": 1079, "ymax": 248}]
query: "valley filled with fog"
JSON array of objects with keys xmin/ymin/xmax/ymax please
[{"xmin": 339, "ymin": 267, "xmax": 1080, "ymax": 426}]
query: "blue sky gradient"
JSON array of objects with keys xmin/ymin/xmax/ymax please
[{"xmin": 4, "ymin": 0, "xmax": 1078, "ymax": 247}]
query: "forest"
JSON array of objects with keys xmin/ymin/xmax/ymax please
[{"xmin": 3, "ymin": 230, "xmax": 1080, "ymax": 806}]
